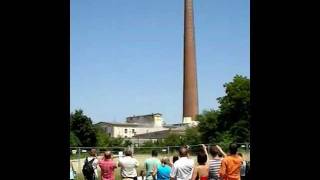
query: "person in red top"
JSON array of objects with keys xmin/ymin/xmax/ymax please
[
  {"xmin": 219, "ymin": 143, "xmax": 243, "ymax": 180},
  {"xmin": 98, "ymin": 151, "xmax": 117, "ymax": 180}
]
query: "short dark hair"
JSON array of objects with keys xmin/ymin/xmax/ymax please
[
  {"xmin": 173, "ymin": 155, "xmax": 179, "ymax": 163},
  {"xmin": 238, "ymin": 152, "xmax": 243, "ymax": 157},
  {"xmin": 197, "ymin": 151, "xmax": 207, "ymax": 165},
  {"xmin": 179, "ymin": 147, "xmax": 188, "ymax": 157},
  {"xmin": 151, "ymin": 150, "xmax": 158, "ymax": 157},
  {"xmin": 125, "ymin": 150, "xmax": 132, "ymax": 156},
  {"xmin": 90, "ymin": 149, "xmax": 97, "ymax": 156},
  {"xmin": 229, "ymin": 143, "xmax": 238, "ymax": 155},
  {"xmin": 209, "ymin": 146, "xmax": 219, "ymax": 157}
]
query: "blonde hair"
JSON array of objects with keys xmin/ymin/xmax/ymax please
[{"xmin": 161, "ymin": 157, "xmax": 170, "ymax": 165}]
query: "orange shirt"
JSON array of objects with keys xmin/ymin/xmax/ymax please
[{"xmin": 219, "ymin": 155, "xmax": 242, "ymax": 180}]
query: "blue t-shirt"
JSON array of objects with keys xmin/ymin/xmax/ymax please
[{"xmin": 157, "ymin": 164, "xmax": 171, "ymax": 180}]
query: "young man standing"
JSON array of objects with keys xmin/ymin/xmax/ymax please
[
  {"xmin": 170, "ymin": 146, "xmax": 194, "ymax": 180},
  {"xmin": 118, "ymin": 150, "xmax": 139, "ymax": 180},
  {"xmin": 83, "ymin": 149, "xmax": 99, "ymax": 180},
  {"xmin": 144, "ymin": 150, "xmax": 161, "ymax": 180},
  {"xmin": 219, "ymin": 144, "xmax": 243, "ymax": 180}
]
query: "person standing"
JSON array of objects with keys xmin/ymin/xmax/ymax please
[
  {"xmin": 152, "ymin": 157, "xmax": 172, "ymax": 180},
  {"xmin": 118, "ymin": 150, "xmax": 139, "ymax": 180},
  {"xmin": 98, "ymin": 151, "xmax": 117, "ymax": 180},
  {"xmin": 83, "ymin": 149, "xmax": 99, "ymax": 180},
  {"xmin": 237, "ymin": 153, "xmax": 246, "ymax": 180},
  {"xmin": 145, "ymin": 150, "xmax": 161, "ymax": 180},
  {"xmin": 208, "ymin": 145, "xmax": 226, "ymax": 180},
  {"xmin": 170, "ymin": 146, "xmax": 194, "ymax": 180},
  {"xmin": 219, "ymin": 144, "xmax": 242, "ymax": 180},
  {"xmin": 191, "ymin": 144, "xmax": 209, "ymax": 180}
]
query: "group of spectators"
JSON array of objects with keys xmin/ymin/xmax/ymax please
[{"xmin": 70, "ymin": 143, "xmax": 249, "ymax": 180}]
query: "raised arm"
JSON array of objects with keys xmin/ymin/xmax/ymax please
[
  {"xmin": 191, "ymin": 166, "xmax": 198, "ymax": 180},
  {"xmin": 216, "ymin": 145, "xmax": 227, "ymax": 158},
  {"xmin": 201, "ymin": 144, "xmax": 209, "ymax": 164}
]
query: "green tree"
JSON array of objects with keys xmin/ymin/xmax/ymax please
[
  {"xmin": 109, "ymin": 136, "xmax": 124, "ymax": 147},
  {"xmin": 197, "ymin": 110, "xmax": 220, "ymax": 143},
  {"xmin": 197, "ymin": 75, "xmax": 250, "ymax": 144},
  {"xmin": 70, "ymin": 109, "xmax": 97, "ymax": 147},
  {"xmin": 217, "ymin": 75, "xmax": 250, "ymax": 142},
  {"xmin": 123, "ymin": 140, "xmax": 132, "ymax": 147},
  {"xmin": 95, "ymin": 126, "xmax": 111, "ymax": 147},
  {"xmin": 163, "ymin": 133, "xmax": 184, "ymax": 146},
  {"xmin": 70, "ymin": 131, "xmax": 82, "ymax": 147},
  {"xmin": 184, "ymin": 127, "xmax": 201, "ymax": 145}
]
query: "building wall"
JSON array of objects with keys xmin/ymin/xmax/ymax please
[
  {"xmin": 126, "ymin": 114, "xmax": 164, "ymax": 127},
  {"xmin": 101, "ymin": 124, "xmax": 168, "ymax": 138}
]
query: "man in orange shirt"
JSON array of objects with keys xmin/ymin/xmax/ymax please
[{"xmin": 219, "ymin": 143, "xmax": 243, "ymax": 180}]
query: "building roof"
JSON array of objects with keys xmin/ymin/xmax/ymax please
[
  {"xmin": 95, "ymin": 122, "xmax": 154, "ymax": 127},
  {"xmin": 132, "ymin": 129, "xmax": 185, "ymax": 139},
  {"xmin": 127, "ymin": 113, "xmax": 162, "ymax": 118}
]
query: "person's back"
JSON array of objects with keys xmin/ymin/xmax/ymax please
[
  {"xmin": 237, "ymin": 153, "xmax": 246, "ymax": 180},
  {"xmin": 157, "ymin": 164, "xmax": 171, "ymax": 180},
  {"xmin": 170, "ymin": 147, "xmax": 194, "ymax": 180},
  {"xmin": 145, "ymin": 150, "xmax": 161, "ymax": 180},
  {"xmin": 219, "ymin": 144, "xmax": 242, "ymax": 180},
  {"xmin": 119, "ymin": 150, "xmax": 139, "ymax": 179},
  {"xmin": 99, "ymin": 151, "xmax": 117, "ymax": 180},
  {"xmin": 155, "ymin": 157, "xmax": 171, "ymax": 180},
  {"xmin": 191, "ymin": 149, "xmax": 209, "ymax": 180},
  {"xmin": 83, "ymin": 149, "xmax": 98, "ymax": 180},
  {"xmin": 208, "ymin": 146, "xmax": 224, "ymax": 180}
]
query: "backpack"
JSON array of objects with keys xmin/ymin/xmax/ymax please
[{"xmin": 82, "ymin": 157, "xmax": 95, "ymax": 178}]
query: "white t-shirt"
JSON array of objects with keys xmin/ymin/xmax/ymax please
[
  {"xmin": 240, "ymin": 160, "xmax": 246, "ymax": 176},
  {"xmin": 118, "ymin": 156, "xmax": 139, "ymax": 178},
  {"xmin": 170, "ymin": 157, "xmax": 194, "ymax": 180},
  {"xmin": 86, "ymin": 156, "xmax": 99, "ymax": 178}
]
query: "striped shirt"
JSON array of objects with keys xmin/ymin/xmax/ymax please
[{"xmin": 208, "ymin": 158, "xmax": 223, "ymax": 180}]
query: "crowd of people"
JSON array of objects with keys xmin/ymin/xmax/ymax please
[{"xmin": 70, "ymin": 143, "xmax": 250, "ymax": 180}]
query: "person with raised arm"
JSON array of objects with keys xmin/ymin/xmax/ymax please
[{"xmin": 191, "ymin": 144, "xmax": 209, "ymax": 180}]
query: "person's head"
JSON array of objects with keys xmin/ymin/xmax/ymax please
[
  {"xmin": 104, "ymin": 151, "xmax": 112, "ymax": 159},
  {"xmin": 229, "ymin": 143, "xmax": 238, "ymax": 155},
  {"xmin": 161, "ymin": 157, "xmax": 170, "ymax": 165},
  {"xmin": 209, "ymin": 146, "xmax": 219, "ymax": 157},
  {"xmin": 90, "ymin": 149, "xmax": 97, "ymax": 157},
  {"xmin": 238, "ymin": 152, "xmax": 243, "ymax": 157},
  {"xmin": 151, "ymin": 150, "xmax": 158, "ymax": 157},
  {"xmin": 197, "ymin": 151, "xmax": 207, "ymax": 165},
  {"xmin": 173, "ymin": 155, "xmax": 179, "ymax": 163},
  {"xmin": 125, "ymin": 149, "xmax": 132, "ymax": 157},
  {"xmin": 179, "ymin": 146, "xmax": 188, "ymax": 157}
]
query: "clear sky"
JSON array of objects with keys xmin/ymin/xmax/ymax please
[{"xmin": 71, "ymin": 0, "xmax": 250, "ymax": 124}]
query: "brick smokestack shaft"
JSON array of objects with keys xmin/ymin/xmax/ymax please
[{"xmin": 183, "ymin": 0, "xmax": 198, "ymax": 121}]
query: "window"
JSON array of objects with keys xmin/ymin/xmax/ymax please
[{"xmin": 124, "ymin": 129, "xmax": 127, "ymax": 133}]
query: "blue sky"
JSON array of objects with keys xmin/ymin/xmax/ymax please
[{"xmin": 71, "ymin": 0, "xmax": 250, "ymax": 124}]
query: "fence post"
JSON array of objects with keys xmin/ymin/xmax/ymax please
[
  {"xmin": 77, "ymin": 147, "xmax": 81, "ymax": 172},
  {"xmin": 167, "ymin": 146, "xmax": 170, "ymax": 154}
]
